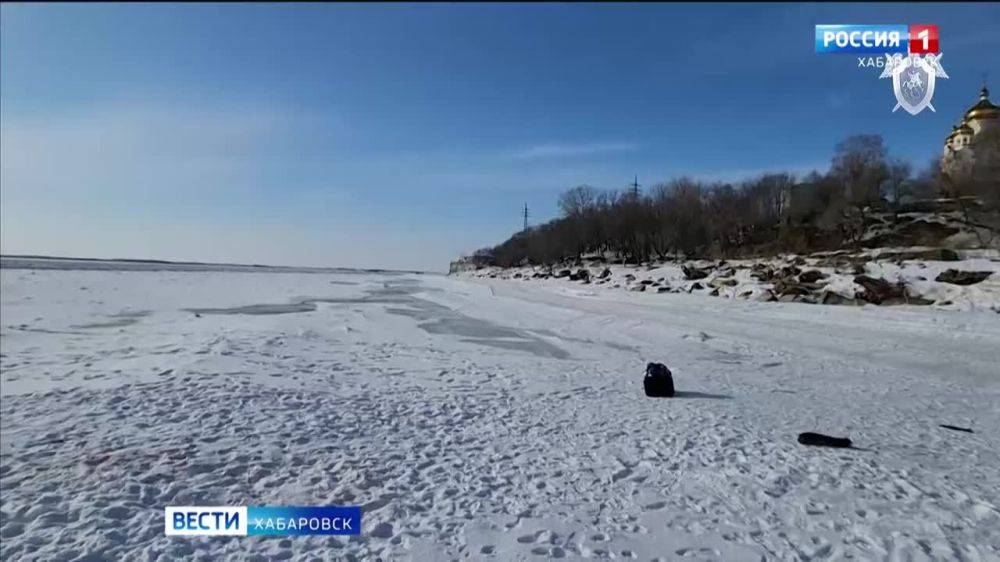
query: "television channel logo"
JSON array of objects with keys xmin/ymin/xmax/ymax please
[
  {"xmin": 815, "ymin": 24, "xmax": 946, "ymax": 115},
  {"xmin": 165, "ymin": 506, "xmax": 362, "ymax": 537}
]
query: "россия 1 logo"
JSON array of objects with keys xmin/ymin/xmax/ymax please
[{"xmin": 815, "ymin": 24, "xmax": 947, "ymax": 115}]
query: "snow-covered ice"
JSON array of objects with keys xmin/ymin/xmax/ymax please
[{"xmin": 1, "ymin": 262, "xmax": 999, "ymax": 560}]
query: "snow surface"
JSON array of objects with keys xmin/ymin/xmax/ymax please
[{"xmin": 2, "ymin": 263, "xmax": 999, "ymax": 560}]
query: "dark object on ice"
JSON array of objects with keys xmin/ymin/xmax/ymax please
[
  {"xmin": 643, "ymin": 363, "xmax": 675, "ymax": 397},
  {"xmin": 939, "ymin": 424, "xmax": 974, "ymax": 433},
  {"xmin": 797, "ymin": 432, "xmax": 852, "ymax": 448},
  {"xmin": 935, "ymin": 269, "xmax": 992, "ymax": 286}
]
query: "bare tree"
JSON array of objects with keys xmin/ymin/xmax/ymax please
[
  {"xmin": 557, "ymin": 185, "xmax": 599, "ymax": 217},
  {"xmin": 830, "ymin": 134, "xmax": 888, "ymax": 205},
  {"xmin": 884, "ymin": 158, "xmax": 913, "ymax": 206},
  {"xmin": 753, "ymin": 172, "xmax": 795, "ymax": 221},
  {"xmin": 473, "ymin": 133, "xmax": 966, "ymax": 268},
  {"xmin": 828, "ymin": 135, "xmax": 891, "ymax": 246}
]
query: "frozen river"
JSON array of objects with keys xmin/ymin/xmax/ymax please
[{"xmin": 2, "ymin": 262, "xmax": 999, "ymax": 560}]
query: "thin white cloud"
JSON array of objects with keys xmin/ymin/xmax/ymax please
[
  {"xmin": 687, "ymin": 164, "xmax": 827, "ymax": 185},
  {"xmin": 0, "ymin": 102, "xmax": 292, "ymax": 203},
  {"xmin": 512, "ymin": 142, "xmax": 638, "ymax": 160}
]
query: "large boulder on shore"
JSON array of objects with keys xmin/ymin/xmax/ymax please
[
  {"xmin": 681, "ymin": 265, "xmax": 709, "ymax": 280},
  {"xmin": 778, "ymin": 265, "xmax": 802, "ymax": 278},
  {"xmin": 853, "ymin": 275, "xmax": 905, "ymax": 304},
  {"xmin": 773, "ymin": 279, "xmax": 814, "ymax": 297},
  {"xmin": 821, "ymin": 291, "xmax": 860, "ymax": 306},
  {"xmin": 798, "ymin": 269, "xmax": 826, "ymax": 284},
  {"xmin": 569, "ymin": 269, "xmax": 590, "ymax": 281},
  {"xmin": 935, "ymin": 269, "xmax": 992, "ymax": 286},
  {"xmin": 710, "ymin": 277, "xmax": 738, "ymax": 288}
]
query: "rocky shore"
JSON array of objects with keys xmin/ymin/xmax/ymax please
[{"xmin": 453, "ymin": 247, "xmax": 1000, "ymax": 312}]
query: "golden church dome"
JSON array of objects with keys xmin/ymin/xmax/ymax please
[{"xmin": 964, "ymin": 87, "xmax": 1000, "ymax": 121}]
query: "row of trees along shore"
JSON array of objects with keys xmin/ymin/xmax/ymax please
[{"xmin": 475, "ymin": 134, "xmax": 1000, "ymax": 267}]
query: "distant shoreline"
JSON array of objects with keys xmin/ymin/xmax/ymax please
[{"xmin": 0, "ymin": 254, "xmax": 427, "ymax": 275}]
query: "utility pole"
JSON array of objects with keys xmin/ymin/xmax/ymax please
[
  {"xmin": 523, "ymin": 203, "xmax": 529, "ymax": 231},
  {"xmin": 630, "ymin": 175, "xmax": 641, "ymax": 198}
]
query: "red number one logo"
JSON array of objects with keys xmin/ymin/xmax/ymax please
[{"xmin": 909, "ymin": 25, "xmax": 939, "ymax": 54}]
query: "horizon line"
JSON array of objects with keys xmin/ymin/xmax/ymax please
[{"xmin": 0, "ymin": 253, "xmax": 431, "ymax": 275}]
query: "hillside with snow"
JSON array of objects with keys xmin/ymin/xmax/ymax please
[{"xmin": 454, "ymin": 206, "xmax": 1000, "ymax": 313}]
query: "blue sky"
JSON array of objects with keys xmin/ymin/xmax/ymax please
[{"xmin": 2, "ymin": 3, "xmax": 998, "ymax": 271}]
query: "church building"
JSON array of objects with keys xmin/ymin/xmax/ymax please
[{"xmin": 941, "ymin": 86, "xmax": 1000, "ymax": 183}]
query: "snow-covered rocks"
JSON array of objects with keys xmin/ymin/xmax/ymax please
[
  {"xmin": 936, "ymin": 269, "xmax": 993, "ymax": 286},
  {"xmin": 852, "ymin": 275, "xmax": 909, "ymax": 305},
  {"xmin": 455, "ymin": 247, "xmax": 1000, "ymax": 312}
]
